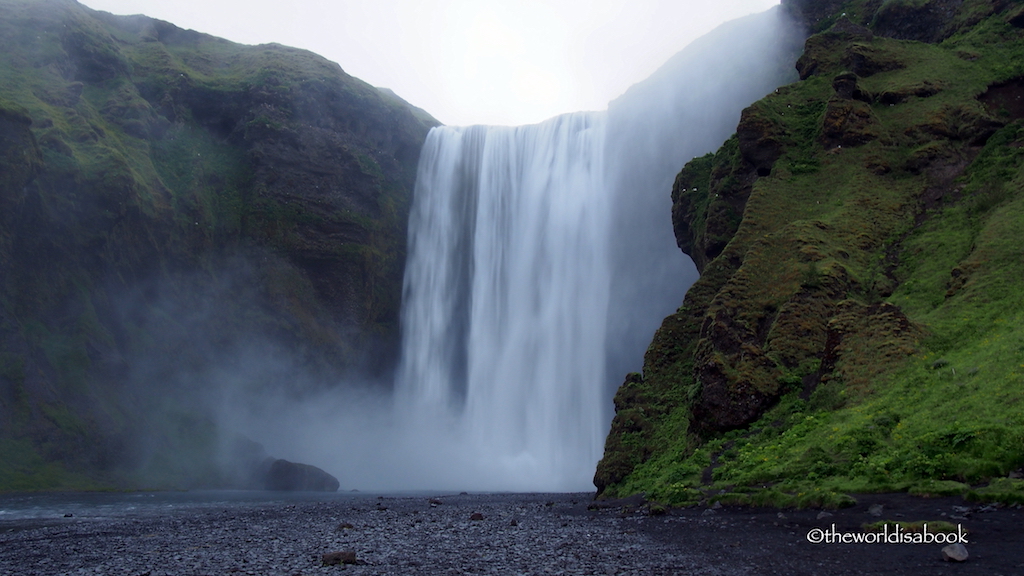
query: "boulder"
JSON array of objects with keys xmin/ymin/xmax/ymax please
[
  {"xmin": 263, "ymin": 459, "xmax": 339, "ymax": 492},
  {"xmin": 942, "ymin": 543, "xmax": 969, "ymax": 562}
]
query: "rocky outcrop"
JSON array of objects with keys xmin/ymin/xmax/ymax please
[
  {"xmin": 671, "ymin": 101, "xmax": 784, "ymax": 274},
  {"xmin": 871, "ymin": 0, "xmax": 969, "ymax": 43},
  {"xmin": 782, "ymin": 0, "xmax": 862, "ymax": 32},
  {"xmin": 263, "ymin": 459, "xmax": 340, "ymax": 492},
  {"xmin": 795, "ymin": 18, "xmax": 877, "ymax": 81}
]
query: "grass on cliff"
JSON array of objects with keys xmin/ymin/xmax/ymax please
[{"xmin": 605, "ymin": 9, "xmax": 1024, "ymax": 508}]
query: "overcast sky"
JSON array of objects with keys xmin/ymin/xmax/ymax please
[{"xmin": 78, "ymin": 0, "xmax": 781, "ymax": 126}]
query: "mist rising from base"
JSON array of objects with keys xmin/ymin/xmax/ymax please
[{"xmin": 226, "ymin": 7, "xmax": 805, "ymax": 493}]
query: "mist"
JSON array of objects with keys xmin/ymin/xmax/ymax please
[{"xmin": 149, "ymin": 7, "xmax": 806, "ymax": 494}]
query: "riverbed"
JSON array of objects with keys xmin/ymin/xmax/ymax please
[{"xmin": 1, "ymin": 491, "xmax": 1021, "ymax": 575}]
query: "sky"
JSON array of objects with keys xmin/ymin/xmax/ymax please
[{"xmin": 78, "ymin": 0, "xmax": 781, "ymax": 127}]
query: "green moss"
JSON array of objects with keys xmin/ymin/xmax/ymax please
[
  {"xmin": 908, "ymin": 479, "xmax": 970, "ymax": 497},
  {"xmin": 599, "ymin": 3, "xmax": 1024, "ymax": 504},
  {"xmin": 966, "ymin": 478, "xmax": 1024, "ymax": 504},
  {"xmin": 0, "ymin": 438, "xmax": 101, "ymax": 492}
]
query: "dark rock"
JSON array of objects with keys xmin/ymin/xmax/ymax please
[
  {"xmin": 322, "ymin": 551, "xmax": 358, "ymax": 566},
  {"xmin": 691, "ymin": 353, "xmax": 779, "ymax": 433},
  {"xmin": 1009, "ymin": 5, "xmax": 1024, "ymax": 28},
  {"xmin": 872, "ymin": 0, "xmax": 971, "ymax": 44},
  {"xmin": 470, "ymin": 512, "xmax": 485, "ymax": 521},
  {"xmin": 979, "ymin": 78, "xmax": 1024, "ymax": 121},
  {"xmin": 781, "ymin": 0, "xmax": 856, "ymax": 32},
  {"xmin": 335, "ymin": 522, "xmax": 354, "ymax": 531},
  {"xmin": 830, "ymin": 17, "xmax": 875, "ymax": 40},
  {"xmin": 832, "ymin": 72, "xmax": 873, "ymax": 103},
  {"xmin": 878, "ymin": 81, "xmax": 942, "ymax": 105},
  {"xmin": 796, "ymin": 18, "xmax": 876, "ymax": 80},
  {"xmin": 911, "ymin": 103, "xmax": 1005, "ymax": 146},
  {"xmin": 820, "ymin": 98, "xmax": 880, "ymax": 147},
  {"xmin": 843, "ymin": 44, "xmax": 905, "ymax": 78},
  {"xmin": 263, "ymin": 459, "xmax": 339, "ymax": 492},
  {"xmin": 737, "ymin": 105, "xmax": 785, "ymax": 177}
]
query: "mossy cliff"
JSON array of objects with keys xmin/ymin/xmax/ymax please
[
  {"xmin": 0, "ymin": 0, "xmax": 436, "ymax": 489},
  {"xmin": 596, "ymin": 0, "xmax": 1024, "ymax": 507}
]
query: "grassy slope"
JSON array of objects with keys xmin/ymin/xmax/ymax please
[{"xmin": 598, "ymin": 1, "xmax": 1024, "ymax": 507}]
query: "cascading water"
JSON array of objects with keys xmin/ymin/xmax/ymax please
[
  {"xmin": 246, "ymin": 7, "xmax": 805, "ymax": 493},
  {"xmin": 397, "ymin": 113, "xmax": 609, "ymax": 490},
  {"xmin": 392, "ymin": 7, "xmax": 805, "ymax": 492}
]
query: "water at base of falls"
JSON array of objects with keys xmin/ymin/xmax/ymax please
[{"xmin": 397, "ymin": 113, "xmax": 609, "ymax": 491}]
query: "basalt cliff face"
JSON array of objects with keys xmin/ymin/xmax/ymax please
[
  {"xmin": 597, "ymin": 0, "xmax": 1024, "ymax": 506},
  {"xmin": 0, "ymin": 0, "xmax": 435, "ymax": 489}
]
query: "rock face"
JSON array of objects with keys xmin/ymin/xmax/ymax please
[
  {"xmin": 264, "ymin": 459, "xmax": 340, "ymax": 492},
  {"xmin": 0, "ymin": 0, "xmax": 435, "ymax": 490},
  {"xmin": 597, "ymin": 0, "xmax": 1024, "ymax": 502}
]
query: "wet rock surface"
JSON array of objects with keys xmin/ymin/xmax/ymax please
[
  {"xmin": 263, "ymin": 459, "xmax": 341, "ymax": 493},
  {"xmin": 1, "ymin": 492, "xmax": 1022, "ymax": 575}
]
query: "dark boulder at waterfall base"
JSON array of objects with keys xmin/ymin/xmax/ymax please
[{"xmin": 262, "ymin": 459, "xmax": 340, "ymax": 492}]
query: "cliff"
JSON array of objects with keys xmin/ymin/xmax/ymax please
[
  {"xmin": 597, "ymin": 0, "xmax": 1024, "ymax": 507},
  {"xmin": 0, "ymin": 0, "xmax": 436, "ymax": 489}
]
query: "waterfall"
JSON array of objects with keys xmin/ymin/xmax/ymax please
[
  {"xmin": 398, "ymin": 113, "xmax": 609, "ymax": 490},
  {"xmin": 361, "ymin": 7, "xmax": 805, "ymax": 492}
]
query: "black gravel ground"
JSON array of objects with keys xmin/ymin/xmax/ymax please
[{"xmin": 1, "ymin": 492, "xmax": 1021, "ymax": 575}]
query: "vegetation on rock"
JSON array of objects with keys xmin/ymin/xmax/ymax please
[
  {"xmin": 0, "ymin": 0, "xmax": 436, "ymax": 490},
  {"xmin": 597, "ymin": 0, "xmax": 1024, "ymax": 508}
]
